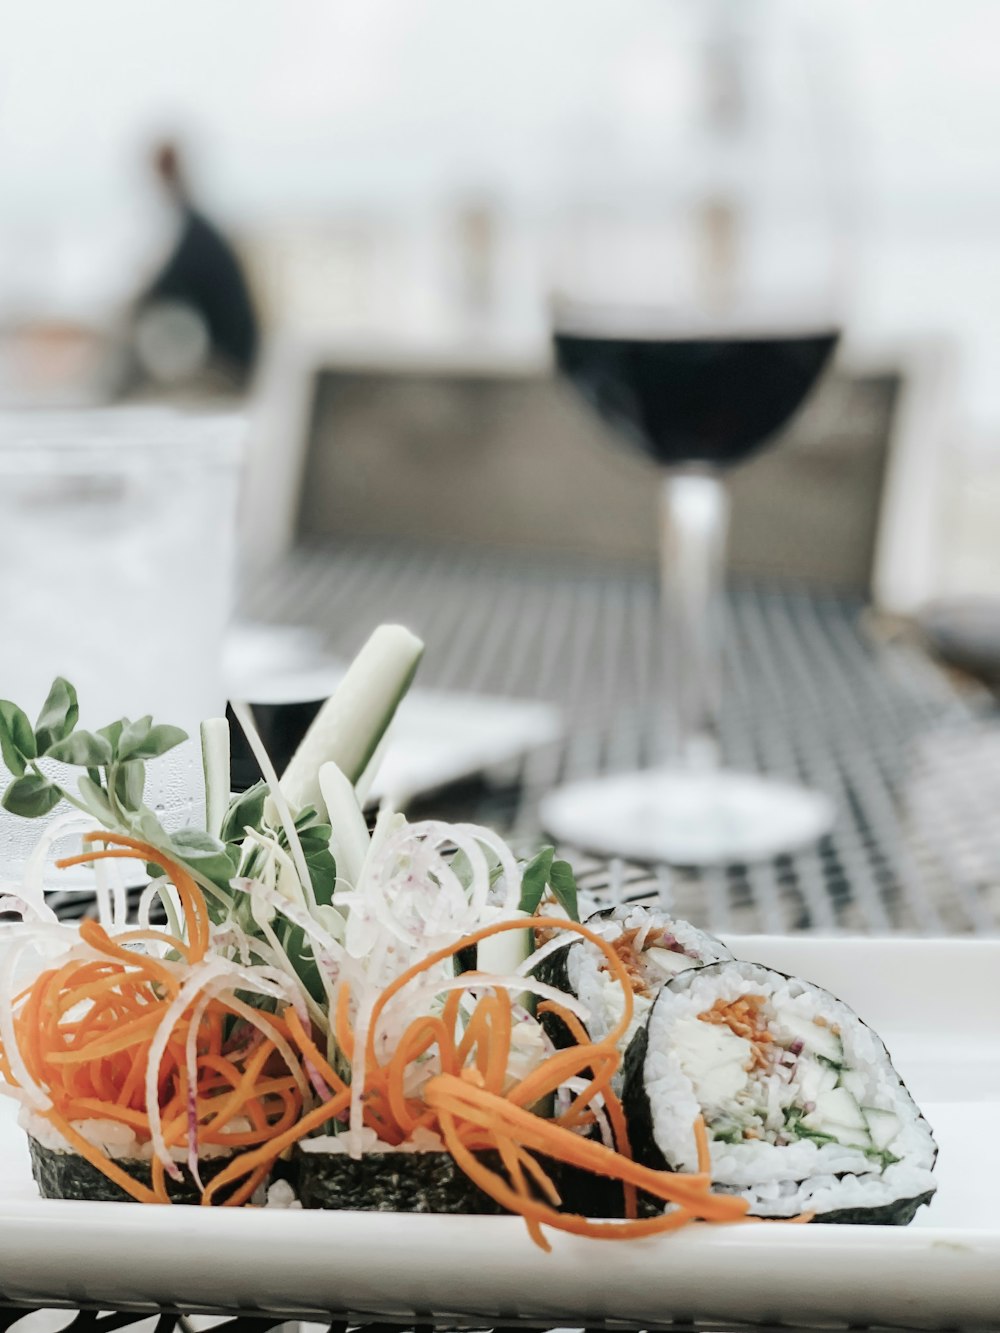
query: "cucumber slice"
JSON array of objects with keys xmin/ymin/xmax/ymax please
[
  {"xmin": 813, "ymin": 1086, "xmax": 868, "ymax": 1130},
  {"xmin": 794, "ymin": 1055, "xmax": 842, "ymax": 1098},
  {"xmin": 796, "ymin": 1058, "xmax": 826, "ymax": 1106},
  {"xmin": 863, "ymin": 1106, "xmax": 901, "ymax": 1151},
  {"xmin": 802, "ymin": 1086, "xmax": 872, "ymax": 1149},
  {"xmin": 279, "ymin": 625, "xmax": 423, "ymax": 818},
  {"xmin": 200, "ymin": 718, "xmax": 230, "ymax": 840},
  {"xmin": 477, "ymin": 911, "xmax": 533, "ymax": 974},
  {"xmin": 777, "ymin": 1009, "xmax": 844, "ymax": 1064}
]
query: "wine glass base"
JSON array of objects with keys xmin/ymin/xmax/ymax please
[{"xmin": 539, "ymin": 767, "xmax": 835, "ymax": 867}]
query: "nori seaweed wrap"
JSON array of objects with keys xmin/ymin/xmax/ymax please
[
  {"xmin": 623, "ymin": 960, "xmax": 937, "ymax": 1224},
  {"xmin": 293, "ymin": 1134, "xmax": 623, "ymax": 1217},
  {"xmin": 293, "ymin": 1138, "xmax": 504, "ymax": 1213},
  {"xmin": 28, "ymin": 1135, "xmax": 236, "ymax": 1205}
]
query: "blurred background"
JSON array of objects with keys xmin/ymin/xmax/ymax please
[{"xmin": 3, "ymin": 0, "xmax": 1000, "ymax": 932}]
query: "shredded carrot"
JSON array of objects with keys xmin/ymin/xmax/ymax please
[
  {"xmin": 694, "ymin": 1115, "xmax": 711, "ymax": 1173},
  {"xmin": 281, "ymin": 916, "xmax": 751, "ymax": 1246},
  {"xmin": 333, "ymin": 982, "xmax": 354, "ymax": 1063},
  {"xmin": 437, "ymin": 1109, "xmax": 697, "ymax": 1249},
  {"xmin": 427, "ymin": 1074, "xmax": 740, "ymax": 1217},
  {"xmin": 200, "ymin": 1088, "xmax": 352, "ymax": 1205},
  {"xmin": 285, "ymin": 1008, "xmax": 349, "ymax": 1100},
  {"xmin": 57, "ymin": 833, "xmax": 210, "ymax": 963},
  {"xmin": 1, "ymin": 841, "xmax": 308, "ymax": 1206}
]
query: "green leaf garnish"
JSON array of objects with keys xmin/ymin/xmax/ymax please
[
  {"xmin": 96, "ymin": 719, "xmax": 125, "ymax": 754},
  {"xmin": 517, "ymin": 846, "xmax": 579, "ymax": 920},
  {"xmin": 114, "ymin": 760, "xmax": 146, "ymax": 812},
  {"xmin": 77, "ymin": 775, "xmax": 114, "ymax": 822},
  {"xmin": 0, "ymin": 701, "xmax": 36, "ymax": 777},
  {"xmin": 220, "ymin": 782, "xmax": 268, "ymax": 844},
  {"xmin": 548, "ymin": 858, "xmax": 579, "ymax": 921},
  {"xmin": 2, "ymin": 773, "xmax": 62, "ymax": 818},
  {"xmin": 130, "ymin": 806, "xmax": 168, "ymax": 846},
  {"xmin": 45, "ymin": 730, "xmax": 114, "ymax": 767},
  {"xmin": 118, "ymin": 722, "xmax": 187, "ymax": 761},
  {"xmin": 518, "ymin": 846, "xmax": 555, "ymax": 914},
  {"xmin": 168, "ymin": 828, "xmax": 240, "ymax": 893},
  {"xmin": 33, "ymin": 678, "xmax": 79, "ymax": 754}
]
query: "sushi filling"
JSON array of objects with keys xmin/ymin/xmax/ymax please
[
  {"xmin": 637, "ymin": 962, "xmax": 937, "ymax": 1218},
  {"xmin": 672, "ymin": 994, "xmax": 900, "ymax": 1164}
]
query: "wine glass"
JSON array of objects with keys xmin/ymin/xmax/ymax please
[{"xmin": 539, "ymin": 3, "xmax": 844, "ymax": 865}]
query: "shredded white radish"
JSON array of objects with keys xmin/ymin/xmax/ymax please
[
  {"xmin": 21, "ymin": 811, "xmax": 99, "ymax": 918},
  {"xmin": 143, "ymin": 956, "xmax": 312, "ymax": 1173},
  {"xmin": 144, "ymin": 958, "xmax": 234, "ymax": 1175},
  {"xmin": 0, "ymin": 936, "xmax": 52, "ymax": 1110},
  {"xmin": 230, "ymin": 699, "xmax": 317, "ymax": 912},
  {"xmin": 375, "ymin": 972, "xmax": 590, "ymax": 1060},
  {"xmin": 184, "ymin": 989, "xmax": 215, "ymax": 1188},
  {"xmin": 0, "ymin": 894, "xmax": 57, "ymax": 925}
]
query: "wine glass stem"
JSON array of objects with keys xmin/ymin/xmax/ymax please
[{"xmin": 659, "ymin": 468, "xmax": 730, "ymax": 771}]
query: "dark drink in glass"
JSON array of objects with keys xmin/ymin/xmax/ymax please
[
  {"xmin": 540, "ymin": 313, "xmax": 839, "ymax": 865},
  {"xmin": 553, "ymin": 327, "xmax": 838, "ymax": 467}
]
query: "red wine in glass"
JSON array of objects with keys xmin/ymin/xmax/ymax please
[
  {"xmin": 553, "ymin": 328, "xmax": 838, "ymax": 467},
  {"xmin": 540, "ymin": 316, "xmax": 840, "ymax": 865}
]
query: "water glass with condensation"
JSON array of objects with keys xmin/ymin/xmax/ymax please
[{"xmin": 0, "ymin": 408, "xmax": 244, "ymax": 888}]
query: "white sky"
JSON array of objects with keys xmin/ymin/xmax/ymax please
[{"xmin": 3, "ymin": 0, "xmax": 997, "ymax": 220}]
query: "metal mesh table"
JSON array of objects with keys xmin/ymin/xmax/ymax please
[
  {"xmin": 20, "ymin": 541, "xmax": 996, "ymax": 1331},
  {"xmin": 243, "ymin": 540, "xmax": 1000, "ymax": 937}
]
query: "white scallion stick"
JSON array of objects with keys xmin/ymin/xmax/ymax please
[
  {"xmin": 477, "ymin": 909, "xmax": 534, "ymax": 1009},
  {"xmin": 278, "ymin": 624, "xmax": 423, "ymax": 819},
  {"xmin": 200, "ymin": 717, "xmax": 231, "ymax": 840},
  {"xmin": 230, "ymin": 699, "xmax": 317, "ymax": 912}
]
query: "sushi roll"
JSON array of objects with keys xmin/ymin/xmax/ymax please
[
  {"xmin": 24, "ymin": 1113, "xmax": 236, "ymax": 1204},
  {"xmin": 292, "ymin": 995, "xmax": 578, "ymax": 1216},
  {"xmin": 535, "ymin": 905, "xmax": 734, "ymax": 1055},
  {"xmin": 293, "ymin": 1128, "xmax": 505, "ymax": 1213},
  {"xmin": 0, "ymin": 832, "xmax": 320, "ymax": 1209},
  {"xmin": 623, "ymin": 961, "xmax": 938, "ymax": 1224},
  {"xmin": 293, "ymin": 1129, "xmax": 623, "ymax": 1218}
]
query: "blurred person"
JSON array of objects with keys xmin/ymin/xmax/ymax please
[{"xmin": 133, "ymin": 140, "xmax": 259, "ymax": 390}]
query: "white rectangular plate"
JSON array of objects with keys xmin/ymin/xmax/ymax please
[{"xmin": 0, "ymin": 935, "xmax": 998, "ymax": 1329}]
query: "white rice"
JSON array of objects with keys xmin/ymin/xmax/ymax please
[
  {"xmin": 299, "ymin": 1124, "xmax": 447, "ymax": 1154},
  {"xmin": 20, "ymin": 1106, "xmax": 240, "ymax": 1162}
]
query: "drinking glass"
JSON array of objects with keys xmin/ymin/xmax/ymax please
[
  {"xmin": 0, "ymin": 408, "xmax": 243, "ymax": 886},
  {"xmin": 539, "ymin": 3, "xmax": 844, "ymax": 864}
]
